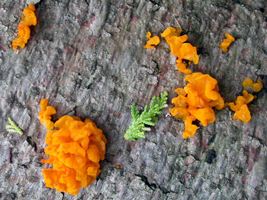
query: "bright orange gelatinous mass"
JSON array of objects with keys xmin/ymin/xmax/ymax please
[
  {"xmin": 21, "ymin": 4, "xmax": 37, "ymax": 26},
  {"xmin": 226, "ymin": 90, "xmax": 255, "ymax": 123},
  {"xmin": 161, "ymin": 27, "xmax": 199, "ymax": 74},
  {"xmin": 38, "ymin": 99, "xmax": 56, "ymax": 130},
  {"xmin": 242, "ymin": 78, "xmax": 253, "ymax": 88},
  {"xmin": 251, "ymin": 83, "xmax": 262, "ymax": 92},
  {"xmin": 219, "ymin": 33, "xmax": 235, "ymax": 52},
  {"xmin": 144, "ymin": 31, "xmax": 160, "ymax": 49},
  {"xmin": 169, "ymin": 73, "xmax": 224, "ymax": 139},
  {"xmin": 161, "ymin": 27, "xmax": 182, "ymax": 45},
  {"xmin": 242, "ymin": 78, "xmax": 263, "ymax": 93},
  {"xmin": 11, "ymin": 4, "xmax": 37, "ymax": 50},
  {"xmin": 39, "ymin": 100, "xmax": 107, "ymax": 195}
]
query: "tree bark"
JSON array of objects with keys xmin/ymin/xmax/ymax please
[{"xmin": 0, "ymin": 0, "xmax": 266, "ymax": 199}]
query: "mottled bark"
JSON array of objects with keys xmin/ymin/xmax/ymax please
[{"xmin": 0, "ymin": 0, "xmax": 266, "ymax": 199}]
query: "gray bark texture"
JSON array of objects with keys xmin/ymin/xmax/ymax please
[{"xmin": 0, "ymin": 0, "xmax": 267, "ymax": 199}]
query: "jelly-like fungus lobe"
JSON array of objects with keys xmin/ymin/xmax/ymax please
[
  {"xmin": 38, "ymin": 99, "xmax": 56, "ymax": 130},
  {"xmin": 11, "ymin": 4, "xmax": 37, "ymax": 50},
  {"xmin": 144, "ymin": 31, "xmax": 160, "ymax": 49},
  {"xmin": 219, "ymin": 33, "xmax": 235, "ymax": 52},
  {"xmin": 226, "ymin": 77, "xmax": 263, "ymax": 123},
  {"xmin": 226, "ymin": 90, "xmax": 255, "ymax": 123},
  {"xmin": 39, "ymin": 99, "xmax": 107, "ymax": 195},
  {"xmin": 169, "ymin": 73, "xmax": 224, "ymax": 139},
  {"xmin": 242, "ymin": 78, "xmax": 253, "ymax": 88},
  {"xmin": 232, "ymin": 104, "xmax": 251, "ymax": 123},
  {"xmin": 161, "ymin": 27, "xmax": 199, "ymax": 74},
  {"xmin": 251, "ymin": 83, "xmax": 262, "ymax": 92},
  {"xmin": 242, "ymin": 78, "xmax": 263, "ymax": 92},
  {"xmin": 21, "ymin": 4, "xmax": 37, "ymax": 26}
]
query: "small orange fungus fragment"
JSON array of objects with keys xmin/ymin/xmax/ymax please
[
  {"xmin": 251, "ymin": 83, "xmax": 262, "ymax": 92},
  {"xmin": 161, "ymin": 27, "xmax": 182, "ymax": 45},
  {"xmin": 242, "ymin": 78, "xmax": 253, "ymax": 88},
  {"xmin": 161, "ymin": 27, "xmax": 199, "ymax": 74},
  {"xmin": 242, "ymin": 90, "xmax": 254, "ymax": 104},
  {"xmin": 219, "ymin": 33, "xmax": 235, "ymax": 52},
  {"xmin": 144, "ymin": 31, "xmax": 160, "ymax": 49},
  {"xmin": 39, "ymin": 100, "xmax": 107, "ymax": 195},
  {"xmin": 226, "ymin": 90, "xmax": 255, "ymax": 123},
  {"xmin": 38, "ymin": 99, "xmax": 56, "ymax": 130},
  {"xmin": 242, "ymin": 78, "xmax": 263, "ymax": 92},
  {"xmin": 232, "ymin": 104, "xmax": 251, "ymax": 123},
  {"xmin": 21, "ymin": 4, "xmax": 37, "ymax": 26},
  {"xmin": 256, "ymin": 79, "xmax": 264, "ymax": 87},
  {"xmin": 11, "ymin": 4, "xmax": 37, "ymax": 50},
  {"xmin": 169, "ymin": 73, "xmax": 224, "ymax": 139},
  {"xmin": 183, "ymin": 115, "xmax": 198, "ymax": 139}
]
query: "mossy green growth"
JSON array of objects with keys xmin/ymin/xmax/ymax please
[
  {"xmin": 124, "ymin": 91, "xmax": 168, "ymax": 141},
  {"xmin": 6, "ymin": 117, "xmax": 24, "ymax": 135}
]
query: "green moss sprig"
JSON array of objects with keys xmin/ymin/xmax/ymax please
[
  {"xmin": 124, "ymin": 91, "xmax": 168, "ymax": 141},
  {"xmin": 6, "ymin": 117, "xmax": 24, "ymax": 135}
]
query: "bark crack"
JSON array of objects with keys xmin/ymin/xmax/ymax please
[{"xmin": 134, "ymin": 174, "xmax": 173, "ymax": 194}]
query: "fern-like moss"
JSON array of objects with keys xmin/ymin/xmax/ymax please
[
  {"xmin": 124, "ymin": 91, "xmax": 168, "ymax": 141},
  {"xmin": 6, "ymin": 117, "xmax": 23, "ymax": 135}
]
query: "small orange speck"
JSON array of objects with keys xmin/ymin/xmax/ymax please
[
  {"xmin": 144, "ymin": 31, "xmax": 160, "ymax": 49},
  {"xmin": 219, "ymin": 33, "xmax": 235, "ymax": 52}
]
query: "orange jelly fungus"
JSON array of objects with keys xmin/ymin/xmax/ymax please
[
  {"xmin": 38, "ymin": 99, "xmax": 56, "ymax": 130},
  {"xmin": 161, "ymin": 27, "xmax": 199, "ymax": 74},
  {"xmin": 170, "ymin": 73, "xmax": 224, "ymax": 139},
  {"xmin": 144, "ymin": 31, "xmax": 160, "ymax": 49},
  {"xmin": 11, "ymin": 4, "xmax": 37, "ymax": 50},
  {"xmin": 242, "ymin": 78, "xmax": 253, "ymax": 88},
  {"xmin": 39, "ymin": 99, "xmax": 107, "ymax": 195},
  {"xmin": 219, "ymin": 33, "xmax": 235, "ymax": 52},
  {"xmin": 242, "ymin": 78, "xmax": 263, "ymax": 92},
  {"xmin": 252, "ymin": 83, "xmax": 263, "ymax": 92},
  {"xmin": 226, "ymin": 90, "xmax": 255, "ymax": 123}
]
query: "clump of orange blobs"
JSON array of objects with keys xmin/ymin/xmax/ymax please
[
  {"xmin": 219, "ymin": 33, "xmax": 235, "ymax": 52},
  {"xmin": 144, "ymin": 31, "xmax": 160, "ymax": 49},
  {"xmin": 39, "ymin": 99, "xmax": 107, "ymax": 195},
  {"xmin": 169, "ymin": 72, "xmax": 224, "ymax": 139},
  {"xmin": 161, "ymin": 27, "xmax": 199, "ymax": 74},
  {"xmin": 226, "ymin": 78, "xmax": 263, "ymax": 123},
  {"xmin": 11, "ymin": 4, "xmax": 37, "ymax": 50},
  {"xmin": 226, "ymin": 90, "xmax": 255, "ymax": 123},
  {"xmin": 242, "ymin": 78, "xmax": 263, "ymax": 92}
]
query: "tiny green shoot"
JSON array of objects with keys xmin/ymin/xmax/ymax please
[
  {"xmin": 6, "ymin": 117, "xmax": 24, "ymax": 135},
  {"xmin": 124, "ymin": 91, "xmax": 168, "ymax": 141}
]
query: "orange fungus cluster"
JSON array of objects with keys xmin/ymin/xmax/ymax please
[
  {"xmin": 144, "ymin": 31, "xmax": 160, "ymax": 49},
  {"xmin": 11, "ymin": 4, "xmax": 37, "ymax": 50},
  {"xmin": 169, "ymin": 73, "xmax": 224, "ymax": 139},
  {"xmin": 219, "ymin": 33, "xmax": 235, "ymax": 52},
  {"xmin": 143, "ymin": 28, "xmax": 261, "ymax": 138},
  {"xmin": 226, "ymin": 90, "xmax": 254, "ymax": 123},
  {"xmin": 226, "ymin": 78, "xmax": 263, "ymax": 123},
  {"xmin": 242, "ymin": 78, "xmax": 263, "ymax": 92},
  {"xmin": 38, "ymin": 99, "xmax": 107, "ymax": 195},
  {"xmin": 161, "ymin": 27, "xmax": 199, "ymax": 74},
  {"xmin": 144, "ymin": 27, "xmax": 199, "ymax": 74}
]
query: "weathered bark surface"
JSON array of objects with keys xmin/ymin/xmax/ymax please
[{"xmin": 0, "ymin": 0, "xmax": 267, "ymax": 199}]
